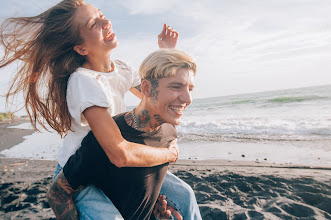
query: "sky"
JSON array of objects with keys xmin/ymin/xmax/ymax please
[{"xmin": 0, "ymin": 0, "xmax": 331, "ymax": 112}]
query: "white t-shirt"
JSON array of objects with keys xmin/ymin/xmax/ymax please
[{"xmin": 57, "ymin": 60, "xmax": 141, "ymax": 167}]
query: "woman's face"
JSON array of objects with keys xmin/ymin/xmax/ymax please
[{"xmin": 74, "ymin": 4, "xmax": 118, "ymax": 57}]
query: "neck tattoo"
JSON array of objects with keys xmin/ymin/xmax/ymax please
[{"xmin": 132, "ymin": 108, "xmax": 138, "ymax": 130}]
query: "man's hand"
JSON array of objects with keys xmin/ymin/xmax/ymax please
[
  {"xmin": 153, "ymin": 195, "xmax": 183, "ymax": 220},
  {"xmin": 158, "ymin": 24, "xmax": 178, "ymax": 49},
  {"xmin": 168, "ymin": 138, "xmax": 179, "ymax": 164}
]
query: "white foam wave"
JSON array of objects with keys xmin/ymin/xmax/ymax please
[{"xmin": 177, "ymin": 118, "xmax": 331, "ymax": 136}]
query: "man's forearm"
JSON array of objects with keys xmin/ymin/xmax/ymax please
[{"xmin": 47, "ymin": 171, "xmax": 80, "ymax": 220}]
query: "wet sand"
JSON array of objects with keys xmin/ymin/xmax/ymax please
[{"xmin": 0, "ymin": 118, "xmax": 33, "ymax": 152}]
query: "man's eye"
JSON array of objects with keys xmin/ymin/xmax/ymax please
[{"xmin": 91, "ymin": 23, "xmax": 96, "ymax": 29}]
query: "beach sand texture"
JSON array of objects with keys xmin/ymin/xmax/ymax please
[{"xmin": 0, "ymin": 120, "xmax": 331, "ymax": 219}]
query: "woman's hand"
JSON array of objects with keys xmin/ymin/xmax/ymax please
[
  {"xmin": 158, "ymin": 24, "xmax": 178, "ymax": 49},
  {"xmin": 168, "ymin": 138, "xmax": 179, "ymax": 164}
]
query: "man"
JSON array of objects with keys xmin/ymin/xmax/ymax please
[{"xmin": 47, "ymin": 49, "xmax": 201, "ymax": 219}]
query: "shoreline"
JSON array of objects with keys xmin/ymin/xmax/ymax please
[
  {"xmin": 0, "ymin": 118, "xmax": 33, "ymax": 152},
  {"xmin": 1, "ymin": 120, "xmax": 331, "ymax": 168}
]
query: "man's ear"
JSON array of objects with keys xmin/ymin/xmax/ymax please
[
  {"xmin": 73, "ymin": 45, "xmax": 88, "ymax": 56},
  {"xmin": 141, "ymin": 79, "xmax": 151, "ymax": 98}
]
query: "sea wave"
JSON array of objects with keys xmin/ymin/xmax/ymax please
[
  {"xmin": 267, "ymin": 95, "xmax": 327, "ymax": 104},
  {"xmin": 177, "ymin": 133, "xmax": 330, "ymax": 143},
  {"xmin": 177, "ymin": 119, "xmax": 331, "ymax": 136}
]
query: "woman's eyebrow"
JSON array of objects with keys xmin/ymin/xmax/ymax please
[
  {"xmin": 85, "ymin": 18, "xmax": 92, "ymax": 27},
  {"xmin": 85, "ymin": 10, "xmax": 101, "ymax": 27}
]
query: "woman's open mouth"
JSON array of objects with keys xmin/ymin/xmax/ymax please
[{"xmin": 104, "ymin": 31, "xmax": 115, "ymax": 41}]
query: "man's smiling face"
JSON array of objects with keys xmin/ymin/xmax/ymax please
[{"xmin": 148, "ymin": 67, "xmax": 195, "ymax": 126}]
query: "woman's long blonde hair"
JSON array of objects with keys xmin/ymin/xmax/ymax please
[{"xmin": 0, "ymin": 0, "xmax": 86, "ymax": 137}]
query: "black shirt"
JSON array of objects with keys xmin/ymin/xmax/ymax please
[{"xmin": 63, "ymin": 113, "xmax": 177, "ymax": 220}]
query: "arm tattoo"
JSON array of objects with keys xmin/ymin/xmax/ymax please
[
  {"xmin": 47, "ymin": 171, "xmax": 82, "ymax": 220},
  {"xmin": 134, "ymin": 84, "xmax": 141, "ymax": 92},
  {"xmin": 150, "ymin": 79, "xmax": 159, "ymax": 108}
]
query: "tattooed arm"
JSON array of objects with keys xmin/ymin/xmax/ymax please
[
  {"xmin": 47, "ymin": 170, "xmax": 82, "ymax": 220},
  {"xmin": 130, "ymin": 84, "xmax": 143, "ymax": 99}
]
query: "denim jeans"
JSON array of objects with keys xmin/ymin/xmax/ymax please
[{"xmin": 54, "ymin": 164, "xmax": 202, "ymax": 220}]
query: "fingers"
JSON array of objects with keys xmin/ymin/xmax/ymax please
[
  {"xmin": 173, "ymin": 210, "xmax": 183, "ymax": 220},
  {"xmin": 166, "ymin": 25, "xmax": 178, "ymax": 39},
  {"xmin": 162, "ymin": 23, "xmax": 167, "ymax": 34},
  {"xmin": 154, "ymin": 195, "xmax": 172, "ymax": 219},
  {"xmin": 158, "ymin": 194, "xmax": 166, "ymax": 201},
  {"xmin": 170, "ymin": 138, "xmax": 177, "ymax": 145},
  {"xmin": 170, "ymin": 139, "xmax": 179, "ymax": 162},
  {"xmin": 159, "ymin": 23, "xmax": 179, "ymax": 40},
  {"xmin": 171, "ymin": 138, "xmax": 179, "ymax": 154},
  {"xmin": 158, "ymin": 24, "xmax": 167, "ymax": 40}
]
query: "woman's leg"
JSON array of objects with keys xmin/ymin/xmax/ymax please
[
  {"xmin": 53, "ymin": 164, "xmax": 124, "ymax": 220},
  {"xmin": 160, "ymin": 171, "xmax": 202, "ymax": 220},
  {"xmin": 73, "ymin": 185, "xmax": 123, "ymax": 220}
]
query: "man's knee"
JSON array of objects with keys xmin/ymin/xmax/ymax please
[{"xmin": 181, "ymin": 181, "xmax": 196, "ymax": 201}]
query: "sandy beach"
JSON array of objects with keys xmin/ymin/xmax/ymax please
[{"xmin": 0, "ymin": 120, "xmax": 331, "ymax": 219}]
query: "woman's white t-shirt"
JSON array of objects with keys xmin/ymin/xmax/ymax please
[{"xmin": 57, "ymin": 60, "xmax": 141, "ymax": 167}]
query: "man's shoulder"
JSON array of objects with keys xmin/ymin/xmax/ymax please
[
  {"xmin": 160, "ymin": 123, "xmax": 177, "ymax": 136},
  {"xmin": 143, "ymin": 123, "xmax": 177, "ymax": 148}
]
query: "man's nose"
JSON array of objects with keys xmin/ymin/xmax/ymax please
[{"xmin": 179, "ymin": 88, "xmax": 192, "ymax": 105}]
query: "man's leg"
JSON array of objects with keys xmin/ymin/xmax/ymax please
[{"xmin": 160, "ymin": 171, "xmax": 202, "ymax": 220}]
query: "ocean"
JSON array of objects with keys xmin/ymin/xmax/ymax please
[
  {"xmin": 1, "ymin": 85, "xmax": 331, "ymax": 166},
  {"xmin": 178, "ymin": 84, "xmax": 331, "ymax": 143},
  {"xmin": 176, "ymin": 84, "xmax": 331, "ymax": 164}
]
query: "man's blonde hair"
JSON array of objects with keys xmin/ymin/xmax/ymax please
[{"xmin": 139, "ymin": 49, "xmax": 197, "ymax": 79}]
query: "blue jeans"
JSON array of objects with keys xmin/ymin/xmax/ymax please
[{"xmin": 54, "ymin": 164, "xmax": 201, "ymax": 220}]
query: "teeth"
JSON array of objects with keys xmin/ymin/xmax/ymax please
[
  {"xmin": 105, "ymin": 32, "xmax": 113, "ymax": 40},
  {"xmin": 169, "ymin": 106, "xmax": 184, "ymax": 112}
]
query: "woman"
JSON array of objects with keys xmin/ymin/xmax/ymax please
[{"xmin": 0, "ymin": 1, "xmax": 201, "ymax": 219}]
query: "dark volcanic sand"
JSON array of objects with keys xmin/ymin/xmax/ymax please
[{"xmin": 1, "ymin": 159, "xmax": 330, "ymax": 220}]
